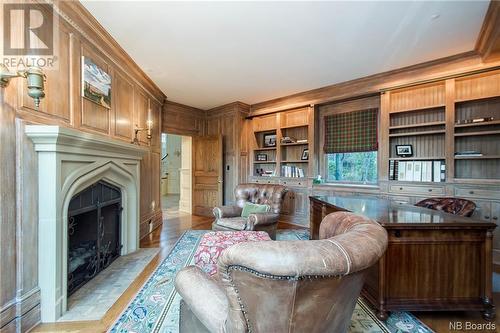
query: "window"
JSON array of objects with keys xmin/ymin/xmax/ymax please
[
  {"xmin": 326, "ymin": 151, "xmax": 377, "ymax": 183},
  {"xmin": 323, "ymin": 108, "xmax": 378, "ymax": 184}
]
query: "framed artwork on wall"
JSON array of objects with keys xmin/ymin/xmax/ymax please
[{"xmin": 82, "ymin": 56, "xmax": 112, "ymax": 109}]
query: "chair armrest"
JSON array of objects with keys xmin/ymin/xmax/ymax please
[
  {"xmin": 175, "ymin": 266, "xmax": 228, "ymax": 332},
  {"xmin": 247, "ymin": 212, "xmax": 279, "ymax": 228},
  {"xmin": 213, "ymin": 205, "xmax": 242, "ymax": 219}
]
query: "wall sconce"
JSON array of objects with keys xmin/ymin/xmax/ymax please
[
  {"xmin": 131, "ymin": 119, "xmax": 153, "ymax": 145},
  {"xmin": 0, "ymin": 64, "xmax": 46, "ymax": 108}
]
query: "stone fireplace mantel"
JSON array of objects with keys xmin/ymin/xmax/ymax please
[{"xmin": 25, "ymin": 125, "xmax": 148, "ymax": 322}]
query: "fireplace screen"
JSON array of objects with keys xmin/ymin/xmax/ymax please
[{"xmin": 68, "ymin": 181, "xmax": 122, "ymax": 295}]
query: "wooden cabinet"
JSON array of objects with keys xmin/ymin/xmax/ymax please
[{"xmin": 279, "ymin": 186, "xmax": 309, "ymax": 226}]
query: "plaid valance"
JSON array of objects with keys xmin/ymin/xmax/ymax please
[{"xmin": 324, "ymin": 108, "xmax": 378, "ymax": 154}]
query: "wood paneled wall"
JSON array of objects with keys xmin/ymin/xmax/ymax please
[
  {"xmin": 162, "ymin": 101, "xmax": 205, "ymax": 136},
  {"xmin": 0, "ymin": 2, "xmax": 164, "ymax": 331},
  {"xmin": 205, "ymin": 102, "xmax": 250, "ymax": 204}
]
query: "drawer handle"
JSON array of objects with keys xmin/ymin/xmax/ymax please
[
  {"xmin": 428, "ymin": 189, "xmax": 432, "ymax": 192},
  {"xmin": 469, "ymin": 191, "xmax": 474, "ymax": 194},
  {"xmin": 493, "ymin": 216, "xmax": 498, "ymax": 220},
  {"xmin": 485, "ymin": 216, "xmax": 490, "ymax": 219},
  {"xmin": 399, "ymin": 187, "xmax": 403, "ymax": 190},
  {"xmin": 394, "ymin": 230, "xmax": 401, "ymax": 238}
]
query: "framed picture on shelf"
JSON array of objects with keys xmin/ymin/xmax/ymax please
[
  {"xmin": 396, "ymin": 145, "xmax": 413, "ymax": 157},
  {"xmin": 263, "ymin": 134, "xmax": 276, "ymax": 147},
  {"xmin": 301, "ymin": 148, "xmax": 309, "ymax": 160},
  {"xmin": 256, "ymin": 153, "xmax": 267, "ymax": 161}
]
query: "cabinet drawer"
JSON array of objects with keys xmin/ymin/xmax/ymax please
[
  {"xmin": 280, "ymin": 179, "xmax": 307, "ymax": 187},
  {"xmin": 252, "ymin": 178, "xmax": 277, "ymax": 185},
  {"xmin": 389, "ymin": 184, "xmax": 444, "ymax": 195},
  {"xmin": 455, "ymin": 187, "xmax": 500, "ymax": 200}
]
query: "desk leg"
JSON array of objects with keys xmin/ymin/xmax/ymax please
[
  {"xmin": 482, "ymin": 230, "xmax": 496, "ymax": 321},
  {"xmin": 377, "ymin": 255, "xmax": 389, "ymax": 321}
]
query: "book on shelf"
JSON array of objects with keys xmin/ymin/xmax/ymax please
[
  {"xmin": 456, "ymin": 117, "xmax": 494, "ymax": 125},
  {"xmin": 455, "ymin": 151, "xmax": 483, "ymax": 157},
  {"xmin": 281, "ymin": 165, "xmax": 305, "ymax": 178},
  {"xmin": 296, "ymin": 139, "xmax": 308, "ymax": 144},
  {"xmin": 389, "ymin": 160, "xmax": 445, "ymax": 182}
]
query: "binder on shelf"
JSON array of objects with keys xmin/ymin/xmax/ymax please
[
  {"xmin": 433, "ymin": 161, "xmax": 441, "ymax": 182},
  {"xmin": 422, "ymin": 161, "xmax": 433, "ymax": 182},
  {"xmin": 413, "ymin": 161, "xmax": 422, "ymax": 182},
  {"xmin": 389, "ymin": 160, "xmax": 395, "ymax": 180},
  {"xmin": 394, "ymin": 161, "xmax": 399, "ymax": 180},
  {"xmin": 399, "ymin": 161, "xmax": 406, "ymax": 181},
  {"xmin": 421, "ymin": 161, "xmax": 428, "ymax": 182},
  {"xmin": 406, "ymin": 161, "xmax": 414, "ymax": 182}
]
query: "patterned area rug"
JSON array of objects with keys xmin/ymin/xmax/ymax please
[{"xmin": 109, "ymin": 230, "xmax": 434, "ymax": 333}]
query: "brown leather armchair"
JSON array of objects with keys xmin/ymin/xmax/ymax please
[
  {"xmin": 175, "ymin": 211, "xmax": 388, "ymax": 333},
  {"xmin": 212, "ymin": 183, "xmax": 288, "ymax": 240},
  {"xmin": 415, "ymin": 197, "xmax": 476, "ymax": 217}
]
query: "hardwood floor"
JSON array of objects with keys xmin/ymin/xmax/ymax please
[{"xmin": 30, "ymin": 207, "xmax": 499, "ymax": 333}]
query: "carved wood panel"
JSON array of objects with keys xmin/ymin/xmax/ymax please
[
  {"xmin": 455, "ymin": 70, "xmax": 500, "ymax": 101},
  {"xmin": 80, "ymin": 46, "xmax": 110, "ymax": 134},
  {"xmin": 134, "ymin": 87, "xmax": 149, "ymax": 144},
  {"xmin": 113, "ymin": 70, "xmax": 134, "ymax": 140},
  {"xmin": 390, "ymin": 82, "xmax": 445, "ymax": 113}
]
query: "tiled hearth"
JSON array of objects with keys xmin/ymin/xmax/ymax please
[{"xmin": 59, "ymin": 248, "xmax": 159, "ymax": 321}]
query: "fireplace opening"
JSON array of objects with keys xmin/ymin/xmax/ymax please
[{"xmin": 68, "ymin": 181, "xmax": 122, "ymax": 296}]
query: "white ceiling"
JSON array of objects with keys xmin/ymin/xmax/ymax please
[{"xmin": 82, "ymin": 1, "xmax": 489, "ymax": 110}]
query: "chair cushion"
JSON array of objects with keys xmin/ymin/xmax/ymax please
[
  {"xmin": 194, "ymin": 231, "xmax": 271, "ymax": 275},
  {"xmin": 241, "ymin": 202, "xmax": 270, "ymax": 218},
  {"xmin": 216, "ymin": 217, "xmax": 248, "ymax": 230}
]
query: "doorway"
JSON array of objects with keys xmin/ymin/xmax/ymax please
[{"xmin": 161, "ymin": 133, "xmax": 192, "ymax": 215}]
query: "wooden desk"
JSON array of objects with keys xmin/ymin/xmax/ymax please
[{"xmin": 309, "ymin": 195, "xmax": 496, "ymax": 320}]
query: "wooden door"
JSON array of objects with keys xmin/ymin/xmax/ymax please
[{"xmin": 192, "ymin": 135, "xmax": 223, "ymax": 216}]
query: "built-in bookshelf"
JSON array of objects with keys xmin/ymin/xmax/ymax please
[
  {"xmin": 384, "ymin": 72, "xmax": 500, "ymax": 184},
  {"xmin": 385, "ymin": 82, "xmax": 447, "ymax": 183},
  {"xmin": 454, "ymin": 95, "xmax": 500, "ymax": 180},
  {"xmin": 253, "ymin": 130, "xmax": 277, "ymax": 177},
  {"xmin": 388, "ymin": 106, "xmax": 446, "ymax": 163},
  {"xmin": 280, "ymin": 124, "xmax": 309, "ymax": 178},
  {"xmin": 250, "ymin": 107, "xmax": 312, "ymax": 179}
]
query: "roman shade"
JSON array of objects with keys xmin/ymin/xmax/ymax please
[{"xmin": 324, "ymin": 108, "xmax": 378, "ymax": 153}]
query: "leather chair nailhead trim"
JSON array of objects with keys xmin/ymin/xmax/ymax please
[{"xmin": 224, "ymin": 265, "xmax": 343, "ymax": 333}]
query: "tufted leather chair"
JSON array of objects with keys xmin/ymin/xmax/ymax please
[
  {"xmin": 175, "ymin": 211, "xmax": 388, "ymax": 333},
  {"xmin": 212, "ymin": 184, "xmax": 288, "ymax": 240},
  {"xmin": 415, "ymin": 197, "xmax": 476, "ymax": 217}
]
